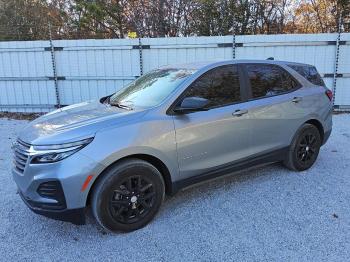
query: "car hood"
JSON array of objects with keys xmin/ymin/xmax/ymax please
[{"xmin": 18, "ymin": 100, "xmax": 148, "ymax": 145}]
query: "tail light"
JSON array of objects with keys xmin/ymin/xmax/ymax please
[{"xmin": 325, "ymin": 90, "xmax": 333, "ymax": 101}]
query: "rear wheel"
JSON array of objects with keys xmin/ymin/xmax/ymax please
[
  {"xmin": 284, "ymin": 124, "xmax": 321, "ymax": 171},
  {"xmin": 91, "ymin": 159, "xmax": 165, "ymax": 232}
]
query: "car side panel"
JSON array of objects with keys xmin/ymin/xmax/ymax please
[
  {"xmin": 246, "ymin": 85, "xmax": 331, "ymax": 157},
  {"xmin": 80, "ymin": 114, "xmax": 179, "ymax": 190},
  {"xmin": 282, "ymin": 64, "xmax": 333, "ymax": 140},
  {"xmin": 173, "ymin": 102, "xmax": 252, "ymax": 180}
]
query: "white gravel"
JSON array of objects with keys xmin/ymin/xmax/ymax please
[{"xmin": 0, "ymin": 114, "xmax": 349, "ymax": 261}]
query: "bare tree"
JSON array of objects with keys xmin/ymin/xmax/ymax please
[{"xmin": 0, "ymin": 0, "xmax": 348, "ymax": 41}]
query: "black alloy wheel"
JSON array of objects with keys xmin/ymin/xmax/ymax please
[
  {"xmin": 91, "ymin": 159, "xmax": 165, "ymax": 232},
  {"xmin": 284, "ymin": 123, "xmax": 322, "ymax": 171},
  {"xmin": 108, "ymin": 175, "xmax": 156, "ymax": 224},
  {"xmin": 295, "ymin": 132, "xmax": 318, "ymax": 166}
]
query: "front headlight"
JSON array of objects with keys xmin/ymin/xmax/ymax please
[{"xmin": 31, "ymin": 137, "xmax": 93, "ymax": 164}]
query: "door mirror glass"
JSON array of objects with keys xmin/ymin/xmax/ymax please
[{"xmin": 174, "ymin": 97, "xmax": 209, "ymax": 114}]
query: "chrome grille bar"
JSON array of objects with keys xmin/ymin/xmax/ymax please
[{"xmin": 13, "ymin": 139, "xmax": 31, "ymax": 174}]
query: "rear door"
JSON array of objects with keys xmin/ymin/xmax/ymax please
[
  {"xmin": 242, "ymin": 63, "xmax": 305, "ymax": 155},
  {"xmin": 172, "ymin": 64, "xmax": 252, "ymax": 179}
]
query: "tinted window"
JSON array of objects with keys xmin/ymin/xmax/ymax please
[
  {"xmin": 288, "ymin": 64, "xmax": 325, "ymax": 87},
  {"xmin": 109, "ymin": 68, "xmax": 196, "ymax": 108},
  {"xmin": 183, "ymin": 65, "xmax": 241, "ymax": 108},
  {"xmin": 246, "ymin": 64, "xmax": 299, "ymax": 99}
]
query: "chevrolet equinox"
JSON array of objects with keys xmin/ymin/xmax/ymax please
[{"xmin": 12, "ymin": 60, "xmax": 333, "ymax": 232}]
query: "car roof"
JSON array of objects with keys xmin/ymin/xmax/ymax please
[{"xmin": 160, "ymin": 59, "xmax": 314, "ymax": 70}]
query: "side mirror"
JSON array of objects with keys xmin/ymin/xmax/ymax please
[{"xmin": 173, "ymin": 97, "xmax": 209, "ymax": 114}]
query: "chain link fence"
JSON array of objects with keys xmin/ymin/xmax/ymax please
[{"xmin": 0, "ymin": 24, "xmax": 349, "ymax": 112}]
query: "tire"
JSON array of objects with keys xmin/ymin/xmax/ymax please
[
  {"xmin": 91, "ymin": 158, "xmax": 165, "ymax": 232},
  {"xmin": 284, "ymin": 124, "xmax": 322, "ymax": 171}
]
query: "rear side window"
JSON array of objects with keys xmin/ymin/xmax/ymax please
[
  {"xmin": 288, "ymin": 64, "xmax": 325, "ymax": 87},
  {"xmin": 246, "ymin": 64, "xmax": 299, "ymax": 99},
  {"xmin": 184, "ymin": 65, "xmax": 241, "ymax": 108}
]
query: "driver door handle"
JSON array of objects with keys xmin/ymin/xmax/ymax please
[
  {"xmin": 292, "ymin": 97, "xmax": 302, "ymax": 103},
  {"xmin": 232, "ymin": 109, "xmax": 248, "ymax": 117}
]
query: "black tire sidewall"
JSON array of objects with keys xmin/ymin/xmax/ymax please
[{"xmin": 92, "ymin": 159, "xmax": 165, "ymax": 232}]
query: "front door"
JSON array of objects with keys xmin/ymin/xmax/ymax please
[{"xmin": 172, "ymin": 64, "xmax": 252, "ymax": 180}]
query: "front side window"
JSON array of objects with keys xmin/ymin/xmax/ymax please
[
  {"xmin": 246, "ymin": 64, "xmax": 299, "ymax": 99},
  {"xmin": 182, "ymin": 65, "xmax": 241, "ymax": 109},
  {"xmin": 109, "ymin": 68, "xmax": 196, "ymax": 108}
]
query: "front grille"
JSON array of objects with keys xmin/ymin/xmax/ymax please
[{"xmin": 13, "ymin": 139, "xmax": 31, "ymax": 174}]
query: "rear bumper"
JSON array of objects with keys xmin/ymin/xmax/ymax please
[
  {"xmin": 19, "ymin": 190, "xmax": 85, "ymax": 225},
  {"xmin": 323, "ymin": 128, "xmax": 332, "ymax": 145}
]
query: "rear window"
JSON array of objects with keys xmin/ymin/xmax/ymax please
[
  {"xmin": 246, "ymin": 64, "xmax": 299, "ymax": 99},
  {"xmin": 288, "ymin": 64, "xmax": 325, "ymax": 87}
]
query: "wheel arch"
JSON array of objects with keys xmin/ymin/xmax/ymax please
[
  {"xmin": 86, "ymin": 154, "xmax": 174, "ymax": 207},
  {"xmin": 305, "ymin": 119, "xmax": 324, "ymax": 142}
]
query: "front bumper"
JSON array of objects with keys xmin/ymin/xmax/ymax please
[
  {"xmin": 12, "ymin": 145, "xmax": 106, "ymax": 225},
  {"xmin": 12, "ymin": 148, "xmax": 105, "ymax": 207},
  {"xmin": 18, "ymin": 190, "xmax": 85, "ymax": 225}
]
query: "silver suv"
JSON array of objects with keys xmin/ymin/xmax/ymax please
[{"xmin": 12, "ymin": 60, "xmax": 332, "ymax": 232}]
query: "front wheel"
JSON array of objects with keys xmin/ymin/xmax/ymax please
[
  {"xmin": 91, "ymin": 159, "xmax": 165, "ymax": 232},
  {"xmin": 284, "ymin": 124, "xmax": 322, "ymax": 171}
]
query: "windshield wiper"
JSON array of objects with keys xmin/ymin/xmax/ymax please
[{"xmin": 109, "ymin": 101, "xmax": 133, "ymax": 110}]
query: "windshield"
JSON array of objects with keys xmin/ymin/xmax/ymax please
[{"xmin": 108, "ymin": 68, "xmax": 196, "ymax": 109}]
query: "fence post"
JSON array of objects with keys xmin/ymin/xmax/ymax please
[
  {"xmin": 138, "ymin": 37, "xmax": 144, "ymax": 76},
  {"xmin": 332, "ymin": 14, "xmax": 342, "ymax": 108},
  {"xmin": 232, "ymin": 16, "xmax": 236, "ymax": 59},
  {"xmin": 48, "ymin": 23, "xmax": 61, "ymax": 108}
]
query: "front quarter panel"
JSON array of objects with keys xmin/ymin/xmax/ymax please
[{"xmin": 80, "ymin": 114, "xmax": 178, "ymax": 192}]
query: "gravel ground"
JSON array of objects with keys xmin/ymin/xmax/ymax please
[{"xmin": 0, "ymin": 114, "xmax": 349, "ymax": 261}]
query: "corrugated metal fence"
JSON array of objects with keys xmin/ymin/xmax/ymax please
[{"xmin": 0, "ymin": 33, "xmax": 349, "ymax": 112}]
